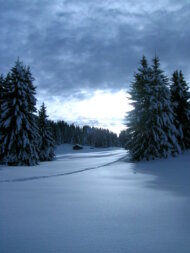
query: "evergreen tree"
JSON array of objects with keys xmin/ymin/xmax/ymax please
[
  {"xmin": 170, "ymin": 70, "xmax": 190, "ymax": 149},
  {"xmin": 0, "ymin": 59, "xmax": 39, "ymax": 165},
  {"xmin": 126, "ymin": 56, "xmax": 158, "ymax": 160},
  {"xmin": 150, "ymin": 57, "xmax": 181, "ymax": 158},
  {"xmin": 125, "ymin": 56, "xmax": 181, "ymax": 161},
  {"xmin": 0, "ymin": 75, "xmax": 4, "ymax": 122},
  {"xmin": 0, "ymin": 74, "xmax": 4, "ymax": 107},
  {"xmin": 38, "ymin": 103, "xmax": 55, "ymax": 161},
  {"xmin": 0, "ymin": 75, "xmax": 5, "ymax": 163}
]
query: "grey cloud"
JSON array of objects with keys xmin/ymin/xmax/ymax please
[{"xmin": 0, "ymin": 0, "xmax": 190, "ymax": 99}]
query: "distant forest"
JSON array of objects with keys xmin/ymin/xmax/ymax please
[{"xmin": 49, "ymin": 120, "xmax": 120, "ymax": 148}]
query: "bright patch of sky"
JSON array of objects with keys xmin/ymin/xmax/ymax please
[{"xmin": 37, "ymin": 89, "xmax": 132, "ymax": 135}]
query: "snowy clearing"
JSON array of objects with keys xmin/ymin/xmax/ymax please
[{"xmin": 0, "ymin": 146, "xmax": 190, "ymax": 253}]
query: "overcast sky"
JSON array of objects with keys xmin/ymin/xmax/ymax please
[{"xmin": 0, "ymin": 0, "xmax": 190, "ymax": 134}]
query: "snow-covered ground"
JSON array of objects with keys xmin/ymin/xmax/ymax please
[{"xmin": 0, "ymin": 145, "xmax": 190, "ymax": 253}]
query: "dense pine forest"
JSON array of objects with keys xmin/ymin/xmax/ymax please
[{"xmin": 49, "ymin": 120, "xmax": 119, "ymax": 148}]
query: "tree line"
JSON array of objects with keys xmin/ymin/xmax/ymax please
[
  {"xmin": 49, "ymin": 120, "xmax": 119, "ymax": 148},
  {"xmin": 125, "ymin": 56, "xmax": 190, "ymax": 161}
]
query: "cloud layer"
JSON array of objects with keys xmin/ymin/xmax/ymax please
[{"xmin": 1, "ymin": 0, "xmax": 190, "ymax": 97}]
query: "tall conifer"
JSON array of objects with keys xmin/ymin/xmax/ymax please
[
  {"xmin": 170, "ymin": 70, "xmax": 190, "ymax": 149},
  {"xmin": 0, "ymin": 75, "xmax": 5, "ymax": 163},
  {"xmin": 149, "ymin": 56, "xmax": 181, "ymax": 158},
  {"xmin": 38, "ymin": 103, "xmax": 55, "ymax": 161},
  {"xmin": 126, "ymin": 56, "xmax": 181, "ymax": 161},
  {"xmin": 0, "ymin": 59, "xmax": 39, "ymax": 165},
  {"xmin": 126, "ymin": 56, "xmax": 157, "ymax": 160}
]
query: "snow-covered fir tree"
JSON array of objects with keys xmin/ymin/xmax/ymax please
[
  {"xmin": 126, "ymin": 56, "xmax": 181, "ymax": 161},
  {"xmin": 0, "ymin": 59, "xmax": 39, "ymax": 166},
  {"xmin": 38, "ymin": 103, "xmax": 55, "ymax": 161},
  {"xmin": 0, "ymin": 75, "xmax": 5, "ymax": 163},
  {"xmin": 126, "ymin": 56, "xmax": 159, "ymax": 160},
  {"xmin": 0, "ymin": 75, "xmax": 5, "ymax": 117},
  {"xmin": 170, "ymin": 70, "xmax": 190, "ymax": 149},
  {"xmin": 0, "ymin": 75, "xmax": 4, "ymax": 119},
  {"xmin": 150, "ymin": 57, "xmax": 181, "ymax": 158},
  {"xmin": 0, "ymin": 74, "xmax": 4, "ymax": 97}
]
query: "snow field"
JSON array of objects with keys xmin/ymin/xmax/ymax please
[{"xmin": 0, "ymin": 146, "xmax": 190, "ymax": 253}]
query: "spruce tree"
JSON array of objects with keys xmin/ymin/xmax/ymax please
[
  {"xmin": 148, "ymin": 57, "xmax": 181, "ymax": 158},
  {"xmin": 38, "ymin": 103, "xmax": 55, "ymax": 161},
  {"xmin": 170, "ymin": 70, "xmax": 190, "ymax": 149},
  {"xmin": 0, "ymin": 74, "xmax": 4, "ymax": 105},
  {"xmin": 0, "ymin": 75, "xmax": 6, "ymax": 119},
  {"xmin": 125, "ymin": 56, "xmax": 158, "ymax": 160},
  {"xmin": 0, "ymin": 75, "xmax": 5, "ymax": 163},
  {"xmin": 0, "ymin": 59, "xmax": 39, "ymax": 166},
  {"xmin": 125, "ymin": 56, "xmax": 181, "ymax": 161},
  {"xmin": 0, "ymin": 75, "xmax": 4, "ymax": 121}
]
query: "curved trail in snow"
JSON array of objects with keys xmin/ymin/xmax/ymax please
[{"xmin": 0, "ymin": 151, "xmax": 127, "ymax": 183}]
